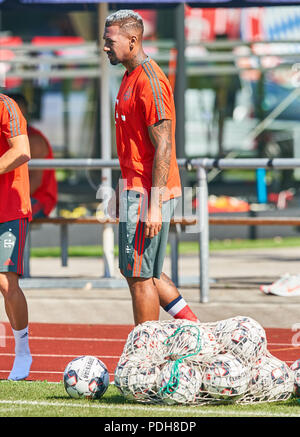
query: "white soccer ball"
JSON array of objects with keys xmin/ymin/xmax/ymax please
[
  {"xmin": 214, "ymin": 316, "xmax": 267, "ymax": 363},
  {"xmin": 290, "ymin": 358, "xmax": 300, "ymax": 397},
  {"xmin": 157, "ymin": 361, "xmax": 202, "ymax": 405},
  {"xmin": 164, "ymin": 321, "xmax": 202, "ymax": 359},
  {"xmin": 202, "ymin": 353, "xmax": 250, "ymax": 400},
  {"xmin": 193, "ymin": 326, "xmax": 221, "ymax": 363},
  {"xmin": 114, "ymin": 355, "xmax": 132, "ymax": 394},
  {"xmin": 250, "ymin": 355, "xmax": 294, "ymax": 401},
  {"xmin": 164, "ymin": 321, "xmax": 219, "ymax": 362},
  {"xmin": 123, "ymin": 321, "xmax": 168, "ymax": 360},
  {"xmin": 213, "ymin": 316, "xmax": 247, "ymax": 350},
  {"xmin": 114, "ymin": 356, "xmax": 160, "ymax": 402},
  {"xmin": 63, "ymin": 355, "xmax": 109, "ymax": 399}
]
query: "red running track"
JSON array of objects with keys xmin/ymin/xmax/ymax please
[{"xmin": 0, "ymin": 323, "xmax": 299, "ymax": 382}]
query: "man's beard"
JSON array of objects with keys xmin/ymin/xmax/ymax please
[
  {"xmin": 108, "ymin": 52, "xmax": 120, "ymax": 65},
  {"xmin": 110, "ymin": 58, "xmax": 120, "ymax": 65}
]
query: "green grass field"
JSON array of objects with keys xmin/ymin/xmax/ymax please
[
  {"xmin": 29, "ymin": 236, "xmax": 300, "ymax": 258},
  {"xmin": 0, "ymin": 381, "xmax": 299, "ymax": 417}
]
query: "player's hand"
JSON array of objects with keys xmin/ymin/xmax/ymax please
[{"xmin": 145, "ymin": 205, "xmax": 162, "ymax": 239}]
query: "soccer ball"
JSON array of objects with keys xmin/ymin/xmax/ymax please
[
  {"xmin": 114, "ymin": 355, "xmax": 131, "ymax": 393},
  {"xmin": 164, "ymin": 321, "xmax": 203, "ymax": 359},
  {"xmin": 202, "ymin": 353, "xmax": 250, "ymax": 400},
  {"xmin": 114, "ymin": 355, "xmax": 160, "ymax": 402},
  {"xmin": 123, "ymin": 321, "xmax": 168, "ymax": 360},
  {"xmin": 290, "ymin": 358, "xmax": 300, "ymax": 397},
  {"xmin": 250, "ymin": 355, "xmax": 294, "ymax": 401},
  {"xmin": 193, "ymin": 326, "xmax": 220, "ymax": 362},
  {"xmin": 157, "ymin": 361, "xmax": 202, "ymax": 405},
  {"xmin": 213, "ymin": 316, "xmax": 248, "ymax": 350},
  {"xmin": 63, "ymin": 355, "xmax": 109, "ymax": 399},
  {"xmin": 165, "ymin": 321, "xmax": 219, "ymax": 363},
  {"xmin": 214, "ymin": 316, "xmax": 266, "ymax": 363}
]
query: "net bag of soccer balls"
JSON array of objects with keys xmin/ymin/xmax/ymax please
[{"xmin": 114, "ymin": 317, "xmax": 296, "ymax": 405}]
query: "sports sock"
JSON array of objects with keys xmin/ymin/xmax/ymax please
[
  {"xmin": 8, "ymin": 327, "xmax": 32, "ymax": 381},
  {"xmin": 163, "ymin": 296, "xmax": 199, "ymax": 322}
]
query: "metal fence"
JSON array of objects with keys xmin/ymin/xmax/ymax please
[{"xmin": 28, "ymin": 157, "xmax": 300, "ymax": 303}]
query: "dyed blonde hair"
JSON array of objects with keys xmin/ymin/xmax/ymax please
[{"xmin": 105, "ymin": 10, "xmax": 144, "ymax": 36}]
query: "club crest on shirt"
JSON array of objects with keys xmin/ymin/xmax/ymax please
[{"xmin": 123, "ymin": 87, "xmax": 132, "ymax": 101}]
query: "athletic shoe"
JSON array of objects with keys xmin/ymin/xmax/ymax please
[
  {"xmin": 260, "ymin": 273, "xmax": 291, "ymax": 295},
  {"xmin": 260, "ymin": 273, "xmax": 300, "ymax": 296}
]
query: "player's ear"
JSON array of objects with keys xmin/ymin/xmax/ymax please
[{"xmin": 129, "ymin": 35, "xmax": 137, "ymax": 50}]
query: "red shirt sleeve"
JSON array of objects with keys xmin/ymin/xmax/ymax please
[
  {"xmin": 1, "ymin": 97, "xmax": 27, "ymax": 139},
  {"xmin": 139, "ymin": 74, "xmax": 174, "ymax": 127}
]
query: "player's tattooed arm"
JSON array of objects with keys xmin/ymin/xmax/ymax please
[
  {"xmin": 146, "ymin": 119, "xmax": 172, "ymax": 238},
  {"xmin": 148, "ymin": 119, "xmax": 172, "ymax": 207}
]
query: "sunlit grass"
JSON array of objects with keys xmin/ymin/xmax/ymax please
[
  {"xmin": 0, "ymin": 381, "xmax": 298, "ymax": 417},
  {"xmin": 29, "ymin": 236, "xmax": 300, "ymax": 258}
]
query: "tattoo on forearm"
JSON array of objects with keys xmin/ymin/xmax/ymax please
[{"xmin": 148, "ymin": 120, "xmax": 172, "ymax": 197}]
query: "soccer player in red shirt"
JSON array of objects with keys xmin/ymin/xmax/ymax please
[
  {"xmin": 9, "ymin": 94, "xmax": 57, "ymax": 218},
  {"xmin": 0, "ymin": 93, "xmax": 32, "ymax": 380},
  {"xmin": 103, "ymin": 10, "xmax": 199, "ymax": 325}
]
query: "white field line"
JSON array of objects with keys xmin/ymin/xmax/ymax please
[
  {"xmin": 0, "ymin": 370, "xmax": 61, "ymax": 375},
  {"xmin": 0, "ymin": 399, "xmax": 297, "ymax": 417},
  {"xmin": 0, "ymin": 369, "xmax": 115, "ymax": 383},
  {"xmin": 0, "ymin": 369, "xmax": 112, "ymax": 374},
  {"xmin": 0, "ymin": 380, "xmax": 61, "ymax": 384},
  {"xmin": 268, "ymin": 343, "xmax": 300, "ymax": 347},
  {"xmin": 0, "ymin": 335, "xmax": 126, "ymax": 342},
  {"xmin": 0, "ymin": 353, "xmax": 119, "ymax": 359},
  {"xmin": 0, "ymin": 336, "xmax": 295, "ymax": 347},
  {"xmin": 2, "ymin": 352, "xmax": 294, "ymax": 365},
  {"xmin": 268, "ymin": 342, "xmax": 296, "ymax": 346},
  {"xmin": 0, "ymin": 379, "xmax": 116, "ymax": 385}
]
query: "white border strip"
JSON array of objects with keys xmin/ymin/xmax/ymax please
[
  {"xmin": 0, "ymin": 399, "xmax": 297, "ymax": 417},
  {"xmin": 0, "ymin": 337, "xmax": 296, "ymax": 347},
  {"xmin": 0, "ymin": 335, "xmax": 126, "ymax": 342},
  {"xmin": 0, "ymin": 370, "xmax": 115, "ymax": 378},
  {"xmin": 0, "ymin": 353, "xmax": 119, "ymax": 359}
]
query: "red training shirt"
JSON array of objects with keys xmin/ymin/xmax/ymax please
[
  {"xmin": 115, "ymin": 57, "xmax": 181, "ymax": 202},
  {"xmin": 0, "ymin": 94, "xmax": 32, "ymax": 223}
]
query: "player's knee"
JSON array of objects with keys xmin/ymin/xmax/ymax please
[
  {"xmin": 0, "ymin": 273, "xmax": 20, "ymax": 299},
  {"xmin": 126, "ymin": 276, "xmax": 153, "ymax": 292}
]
